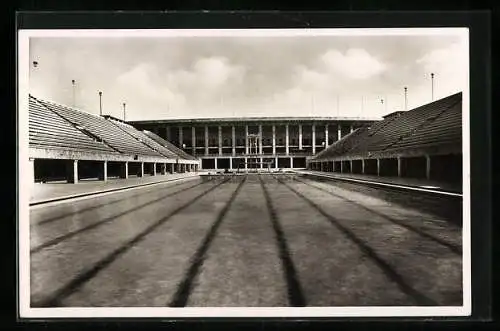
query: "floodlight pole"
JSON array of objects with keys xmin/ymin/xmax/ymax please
[
  {"xmin": 71, "ymin": 80, "xmax": 76, "ymax": 107},
  {"xmin": 98, "ymin": 91, "xmax": 102, "ymax": 116},
  {"xmin": 404, "ymin": 87, "xmax": 408, "ymax": 111},
  {"xmin": 431, "ymin": 73, "xmax": 435, "ymax": 101}
]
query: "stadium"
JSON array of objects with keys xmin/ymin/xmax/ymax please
[{"xmin": 23, "ymin": 30, "xmax": 467, "ymax": 315}]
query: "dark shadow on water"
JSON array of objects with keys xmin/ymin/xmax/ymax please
[{"xmin": 169, "ymin": 176, "xmax": 247, "ymax": 307}]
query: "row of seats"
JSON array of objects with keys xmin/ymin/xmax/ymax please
[
  {"xmin": 312, "ymin": 92, "xmax": 462, "ymax": 160},
  {"xmin": 29, "ymin": 98, "xmax": 119, "ymax": 154},
  {"xmin": 142, "ymin": 131, "xmax": 198, "ymax": 160},
  {"xmin": 106, "ymin": 118, "xmax": 179, "ymax": 159},
  {"xmin": 29, "ymin": 95, "xmax": 198, "ymax": 161},
  {"xmin": 35, "ymin": 97, "xmax": 163, "ymax": 157}
]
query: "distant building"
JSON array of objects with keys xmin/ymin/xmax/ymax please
[{"xmin": 129, "ymin": 117, "xmax": 379, "ymax": 170}]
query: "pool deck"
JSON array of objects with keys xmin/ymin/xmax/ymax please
[{"xmin": 30, "ymin": 173, "xmax": 201, "ymax": 205}]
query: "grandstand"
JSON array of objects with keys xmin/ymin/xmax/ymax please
[
  {"xmin": 308, "ymin": 92, "xmax": 463, "ymax": 186},
  {"xmin": 28, "ymin": 95, "xmax": 200, "ymax": 184}
]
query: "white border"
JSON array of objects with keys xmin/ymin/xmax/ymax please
[{"xmin": 18, "ymin": 27, "xmax": 471, "ymax": 318}]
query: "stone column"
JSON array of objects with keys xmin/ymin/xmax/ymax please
[
  {"xmin": 66, "ymin": 159, "xmax": 78, "ymax": 183},
  {"xmin": 290, "ymin": 157, "xmax": 294, "ymax": 169},
  {"xmin": 191, "ymin": 127, "xmax": 196, "ymax": 155},
  {"xmin": 245, "ymin": 125, "xmax": 249, "ymax": 154},
  {"xmin": 312, "ymin": 124, "xmax": 316, "ymax": 154},
  {"xmin": 361, "ymin": 159, "xmax": 365, "ymax": 175},
  {"xmin": 214, "ymin": 158, "xmax": 218, "ymax": 170},
  {"xmin": 285, "ymin": 124, "xmax": 289, "ymax": 155},
  {"xmin": 376, "ymin": 159, "xmax": 381, "ymax": 176},
  {"xmin": 179, "ymin": 127, "xmax": 183, "ymax": 148},
  {"xmin": 102, "ymin": 160, "xmax": 108, "ymax": 181},
  {"xmin": 218, "ymin": 126, "xmax": 222, "ymax": 156},
  {"xmin": 338, "ymin": 124, "xmax": 342, "ymax": 141},
  {"xmin": 140, "ymin": 162, "xmax": 144, "ymax": 177},
  {"xmin": 340, "ymin": 160, "xmax": 343, "ymax": 173},
  {"xmin": 298, "ymin": 124, "xmax": 302, "ymax": 150},
  {"xmin": 204, "ymin": 125, "xmax": 209, "ymax": 156},
  {"xmin": 397, "ymin": 157, "xmax": 402, "ymax": 177},
  {"xmin": 325, "ymin": 124, "xmax": 329, "ymax": 147},
  {"xmin": 259, "ymin": 124, "xmax": 263, "ymax": 155},
  {"xmin": 232, "ymin": 125, "xmax": 236, "ymax": 156},
  {"xmin": 272, "ymin": 125, "xmax": 276, "ymax": 155},
  {"xmin": 426, "ymin": 155, "xmax": 431, "ymax": 180},
  {"xmin": 166, "ymin": 126, "xmax": 171, "ymax": 141},
  {"xmin": 229, "ymin": 157, "xmax": 233, "ymax": 170},
  {"xmin": 153, "ymin": 162, "xmax": 157, "ymax": 176}
]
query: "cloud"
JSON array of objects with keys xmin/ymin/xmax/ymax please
[{"xmin": 320, "ymin": 48, "xmax": 387, "ymax": 80}]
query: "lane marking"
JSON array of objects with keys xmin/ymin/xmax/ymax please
[
  {"xmin": 278, "ymin": 178, "xmax": 439, "ymax": 306},
  {"xmin": 32, "ymin": 177, "xmax": 231, "ymax": 308},
  {"xmin": 169, "ymin": 175, "xmax": 247, "ymax": 307}
]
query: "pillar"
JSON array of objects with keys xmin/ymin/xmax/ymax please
[
  {"xmin": 204, "ymin": 125, "xmax": 209, "ymax": 156},
  {"xmin": 101, "ymin": 160, "xmax": 108, "ymax": 181},
  {"xmin": 260, "ymin": 157, "xmax": 263, "ymax": 169},
  {"xmin": 340, "ymin": 160, "xmax": 343, "ymax": 173},
  {"xmin": 272, "ymin": 125, "xmax": 276, "ymax": 155},
  {"xmin": 320, "ymin": 162, "xmax": 324, "ymax": 172},
  {"xmin": 179, "ymin": 127, "xmax": 183, "ymax": 148},
  {"xmin": 244, "ymin": 157, "xmax": 248, "ymax": 170},
  {"xmin": 290, "ymin": 157, "xmax": 294, "ymax": 169},
  {"xmin": 361, "ymin": 159, "xmax": 365, "ymax": 175},
  {"xmin": 376, "ymin": 159, "xmax": 380, "ymax": 176},
  {"xmin": 298, "ymin": 124, "xmax": 302, "ymax": 150},
  {"xmin": 350, "ymin": 125, "xmax": 354, "ymax": 133},
  {"xmin": 349, "ymin": 160, "xmax": 353, "ymax": 173},
  {"xmin": 140, "ymin": 162, "xmax": 144, "ymax": 177},
  {"xmin": 338, "ymin": 124, "xmax": 342, "ymax": 141},
  {"xmin": 232, "ymin": 126, "xmax": 236, "ymax": 156},
  {"xmin": 275, "ymin": 157, "xmax": 278, "ymax": 169},
  {"xmin": 259, "ymin": 124, "xmax": 263, "ymax": 155},
  {"xmin": 218, "ymin": 126, "xmax": 222, "ymax": 156},
  {"xmin": 426, "ymin": 155, "xmax": 431, "ymax": 180},
  {"xmin": 214, "ymin": 158, "xmax": 218, "ymax": 170},
  {"xmin": 325, "ymin": 124, "xmax": 329, "ymax": 147},
  {"xmin": 170, "ymin": 163, "xmax": 175, "ymax": 174},
  {"xmin": 312, "ymin": 124, "xmax": 316, "ymax": 154},
  {"xmin": 192, "ymin": 127, "xmax": 196, "ymax": 155},
  {"xmin": 285, "ymin": 124, "xmax": 289, "ymax": 155},
  {"xmin": 397, "ymin": 157, "xmax": 402, "ymax": 177},
  {"xmin": 162, "ymin": 163, "xmax": 166, "ymax": 175},
  {"xmin": 166, "ymin": 126, "xmax": 171, "ymax": 141},
  {"xmin": 229, "ymin": 157, "xmax": 233, "ymax": 170},
  {"xmin": 66, "ymin": 160, "xmax": 78, "ymax": 183},
  {"xmin": 245, "ymin": 125, "xmax": 249, "ymax": 154},
  {"xmin": 153, "ymin": 162, "xmax": 157, "ymax": 176}
]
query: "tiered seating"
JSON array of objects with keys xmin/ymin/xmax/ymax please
[
  {"xmin": 107, "ymin": 118, "xmax": 179, "ymax": 159},
  {"xmin": 36, "ymin": 98, "xmax": 163, "ymax": 157},
  {"xmin": 388, "ymin": 99, "xmax": 461, "ymax": 150},
  {"xmin": 314, "ymin": 126, "xmax": 370, "ymax": 159},
  {"xmin": 142, "ymin": 131, "xmax": 197, "ymax": 160},
  {"xmin": 362, "ymin": 93, "xmax": 461, "ymax": 152},
  {"xmin": 29, "ymin": 97, "xmax": 118, "ymax": 154},
  {"xmin": 313, "ymin": 92, "xmax": 462, "ymax": 161}
]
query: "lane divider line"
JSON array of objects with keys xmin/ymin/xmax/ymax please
[{"xmin": 32, "ymin": 177, "xmax": 231, "ymax": 308}]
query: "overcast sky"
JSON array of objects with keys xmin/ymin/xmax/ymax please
[{"xmin": 28, "ymin": 31, "xmax": 467, "ymax": 121}]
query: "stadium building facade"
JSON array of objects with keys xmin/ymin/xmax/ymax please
[{"xmin": 129, "ymin": 117, "xmax": 378, "ymax": 171}]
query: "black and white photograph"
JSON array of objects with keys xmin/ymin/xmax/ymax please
[{"xmin": 18, "ymin": 27, "xmax": 470, "ymax": 318}]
